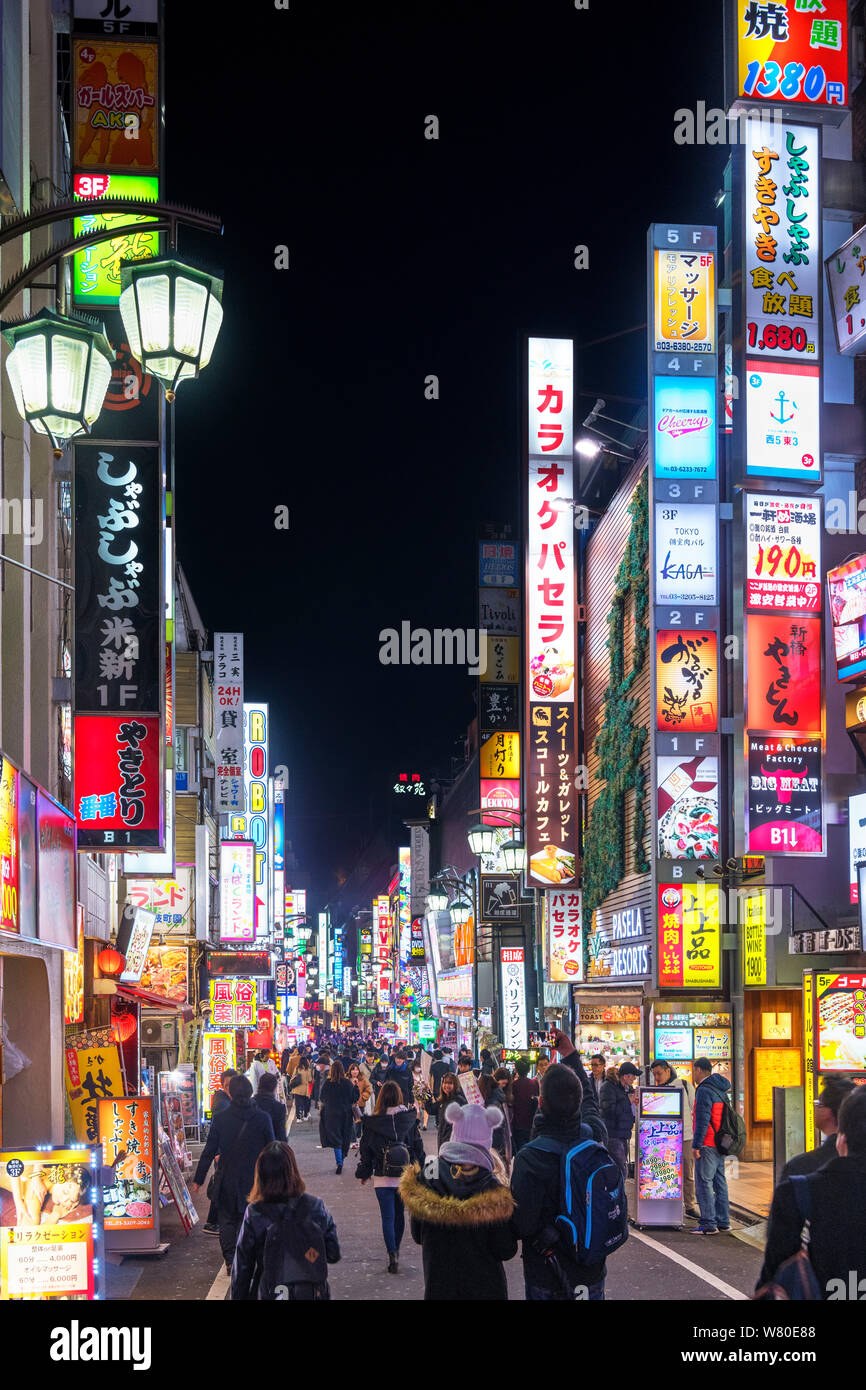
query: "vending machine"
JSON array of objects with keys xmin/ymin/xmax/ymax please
[{"xmin": 634, "ymin": 1087, "xmax": 684, "ymax": 1228}]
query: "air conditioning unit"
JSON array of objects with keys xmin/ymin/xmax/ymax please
[{"xmin": 141, "ymin": 1019, "xmax": 177, "ymax": 1047}]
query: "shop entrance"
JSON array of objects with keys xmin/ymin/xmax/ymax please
[{"xmin": 0, "ymin": 954, "xmax": 52, "ymax": 1146}]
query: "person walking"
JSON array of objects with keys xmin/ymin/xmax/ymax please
[
  {"xmin": 288, "ymin": 1057, "xmax": 313, "ymax": 1123},
  {"xmin": 311, "ymin": 1054, "xmax": 330, "ymax": 1114},
  {"xmin": 757, "ymin": 1086, "xmax": 866, "ymax": 1297},
  {"xmin": 202, "ymin": 1068, "xmax": 237, "ymax": 1235},
  {"xmin": 650, "ymin": 1058, "xmax": 698, "ymax": 1218},
  {"xmin": 280, "ymin": 1044, "xmax": 299, "ymax": 1078},
  {"xmin": 246, "ymin": 1048, "xmax": 275, "ymax": 1093},
  {"xmin": 511, "ymin": 1062, "xmax": 615, "ymax": 1301},
  {"xmin": 510, "ymin": 1058, "xmax": 539, "ymax": 1156},
  {"xmin": 429, "ymin": 1048, "xmax": 453, "ymax": 1100},
  {"xmin": 356, "ymin": 1079, "xmax": 425, "ymax": 1273},
  {"xmin": 691, "ymin": 1057, "xmax": 732, "ymax": 1235},
  {"xmin": 385, "ymin": 1050, "xmax": 414, "ymax": 1106},
  {"xmin": 600, "ymin": 1062, "xmax": 639, "ymax": 1180},
  {"xmin": 400, "ymin": 1102, "xmax": 517, "ymax": 1300},
  {"xmin": 254, "ymin": 1071, "xmax": 288, "ymax": 1142},
  {"xmin": 778, "ymin": 1078, "xmax": 856, "ymax": 1181},
  {"xmin": 479, "ymin": 1072, "xmax": 512, "ymax": 1168},
  {"xmin": 192, "ymin": 1074, "xmax": 275, "ymax": 1274},
  {"xmin": 319, "ymin": 1059, "xmax": 359, "ymax": 1174},
  {"xmin": 479, "ymin": 1048, "xmax": 495, "ymax": 1077},
  {"xmin": 347, "ymin": 1062, "xmax": 371, "ymax": 1149},
  {"xmin": 230, "ymin": 1142, "xmax": 340, "ymax": 1301}
]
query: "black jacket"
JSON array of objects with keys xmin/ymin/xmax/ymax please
[
  {"xmin": 511, "ymin": 1112, "xmax": 606, "ymax": 1291},
  {"xmin": 370, "ymin": 1061, "xmax": 389, "ymax": 1091},
  {"xmin": 384, "ymin": 1062, "xmax": 414, "ymax": 1105},
  {"xmin": 600, "ymin": 1078, "xmax": 635, "ymax": 1141},
  {"xmin": 758, "ymin": 1155, "xmax": 866, "ymax": 1295},
  {"xmin": 425, "ymin": 1089, "xmax": 467, "ymax": 1148},
  {"xmin": 255, "ymin": 1093, "xmax": 287, "ymax": 1143},
  {"xmin": 355, "ymin": 1107, "xmax": 425, "ymax": 1180},
  {"xmin": 400, "ymin": 1157, "xmax": 517, "ymax": 1300},
  {"xmin": 560, "ymin": 1051, "xmax": 608, "ymax": 1145},
  {"xmin": 230, "ymin": 1196, "xmax": 340, "ymax": 1300},
  {"xmin": 779, "ymin": 1133, "xmax": 838, "ymax": 1182},
  {"xmin": 318, "ymin": 1078, "xmax": 359, "ymax": 1152},
  {"xmin": 429, "ymin": 1059, "xmax": 455, "ymax": 1099},
  {"xmin": 211, "ymin": 1089, "xmax": 231, "ymax": 1119},
  {"xmin": 193, "ymin": 1099, "xmax": 275, "ymax": 1217}
]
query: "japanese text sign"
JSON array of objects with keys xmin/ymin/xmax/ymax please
[
  {"xmin": 209, "ymin": 977, "xmax": 258, "ymax": 1029},
  {"xmin": 826, "ymin": 223, "xmax": 866, "ymax": 356},
  {"xmin": 654, "ymin": 503, "xmax": 718, "ymax": 605},
  {"xmin": 73, "ymin": 39, "xmax": 159, "ymax": 175},
  {"xmin": 746, "ymin": 612, "xmax": 822, "ymax": 731},
  {"xmin": 655, "ymin": 630, "xmax": 718, "ymax": 732},
  {"xmin": 500, "ymin": 947, "xmax": 528, "ymax": 1050},
  {"xmin": 0, "ymin": 1147, "xmax": 103, "ymax": 1301},
  {"xmin": 72, "ymin": 173, "xmax": 159, "ymax": 307},
  {"xmin": 214, "ymin": 634, "xmax": 244, "ymax": 813},
  {"xmin": 64, "ymin": 1039, "xmax": 125, "ymax": 1143},
  {"xmin": 746, "ymin": 492, "xmax": 821, "ymax": 610},
  {"xmin": 735, "ymin": 0, "xmax": 848, "ymax": 110},
  {"xmin": 546, "ymin": 888, "xmax": 583, "ymax": 982},
  {"xmin": 74, "ymin": 714, "xmax": 162, "ymax": 850},
  {"xmin": 652, "ymin": 377, "xmax": 717, "ymax": 480},
  {"xmin": 747, "ymin": 734, "xmax": 824, "ymax": 853},
  {"xmin": 746, "ymin": 358, "xmax": 821, "ymax": 480},
  {"xmin": 220, "ymin": 839, "xmax": 256, "ymax": 943},
  {"xmin": 98, "ymin": 1096, "xmax": 154, "ymax": 1231},
  {"xmin": 657, "ymin": 882, "xmax": 721, "ymax": 989},
  {"xmin": 526, "ymin": 704, "xmax": 577, "ymax": 886},
  {"xmin": 201, "ymin": 1032, "xmax": 235, "ymax": 1119},
  {"xmin": 653, "ymin": 248, "xmax": 715, "ymax": 354}
]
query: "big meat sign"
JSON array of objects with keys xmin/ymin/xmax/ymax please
[{"xmin": 525, "ymin": 338, "xmax": 577, "ymax": 889}]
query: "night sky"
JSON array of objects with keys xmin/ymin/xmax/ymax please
[{"xmin": 164, "ymin": 1, "xmax": 724, "ymax": 904}]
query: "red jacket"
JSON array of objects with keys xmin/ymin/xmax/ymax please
[{"xmin": 693, "ymin": 1073, "xmax": 730, "ymax": 1148}]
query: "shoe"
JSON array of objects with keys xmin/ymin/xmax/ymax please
[
  {"xmin": 387, "ymin": 1252, "xmax": 398, "ymax": 1274},
  {"xmin": 684, "ymin": 1208, "xmax": 702, "ymax": 1220},
  {"xmin": 335, "ymin": 1165, "xmax": 343, "ymax": 1175},
  {"xmin": 716, "ymin": 1225, "xmax": 732, "ymax": 1232},
  {"xmin": 202, "ymin": 1223, "xmax": 219, "ymax": 1235},
  {"xmin": 692, "ymin": 1227, "xmax": 718, "ymax": 1235}
]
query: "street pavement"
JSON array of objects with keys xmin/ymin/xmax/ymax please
[{"xmin": 122, "ymin": 1109, "xmax": 766, "ymax": 1302}]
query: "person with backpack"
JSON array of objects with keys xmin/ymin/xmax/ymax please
[
  {"xmin": 756, "ymin": 1085, "xmax": 866, "ymax": 1299},
  {"xmin": 192, "ymin": 1074, "xmax": 275, "ymax": 1274},
  {"xmin": 510, "ymin": 1061, "xmax": 627, "ymax": 1300},
  {"xmin": 691, "ymin": 1058, "xmax": 734, "ymax": 1235},
  {"xmin": 230, "ymin": 1142, "xmax": 340, "ymax": 1301},
  {"xmin": 399, "ymin": 1102, "xmax": 517, "ymax": 1300},
  {"xmin": 356, "ymin": 1079, "xmax": 425, "ymax": 1273}
]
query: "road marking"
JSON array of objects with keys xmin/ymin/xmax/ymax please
[
  {"xmin": 628, "ymin": 1227, "xmax": 749, "ymax": 1301},
  {"xmin": 206, "ymin": 1264, "xmax": 231, "ymax": 1301}
]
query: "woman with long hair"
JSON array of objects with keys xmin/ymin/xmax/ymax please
[
  {"xmin": 425, "ymin": 1069, "xmax": 467, "ymax": 1149},
  {"xmin": 347, "ymin": 1061, "xmax": 371, "ymax": 1150},
  {"xmin": 319, "ymin": 1059, "xmax": 359, "ymax": 1175},
  {"xmin": 479, "ymin": 1072, "xmax": 513, "ymax": 1168},
  {"xmin": 356, "ymin": 1080, "xmax": 425, "ymax": 1274},
  {"xmin": 230, "ymin": 1142, "xmax": 340, "ymax": 1300}
]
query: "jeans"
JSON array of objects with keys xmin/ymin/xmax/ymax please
[
  {"xmin": 525, "ymin": 1280, "xmax": 605, "ymax": 1301},
  {"xmin": 294, "ymin": 1095, "xmax": 310, "ymax": 1119},
  {"xmin": 608, "ymin": 1137, "xmax": 629, "ymax": 1180},
  {"xmin": 334, "ymin": 1148, "xmax": 343, "ymax": 1167},
  {"xmin": 694, "ymin": 1146, "xmax": 730, "ymax": 1230},
  {"xmin": 375, "ymin": 1187, "xmax": 405, "ymax": 1254}
]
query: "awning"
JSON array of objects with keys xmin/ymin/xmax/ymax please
[{"xmin": 115, "ymin": 984, "xmax": 194, "ymax": 1019}]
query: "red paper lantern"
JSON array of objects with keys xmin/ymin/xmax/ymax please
[
  {"xmin": 97, "ymin": 946, "xmax": 125, "ymax": 977},
  {"xmin": 112, "ymin": 1013, "xmax": 137, "ymax": 1043}
]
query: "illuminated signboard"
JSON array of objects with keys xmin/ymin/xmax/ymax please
[
  {"xmin": 742, "ymin": 119, "xmax": 821, "ymax": 361},
  {"xmin": 816, "ymin": 972, "xmax": 866, "ymax": 1073},
  {"xmin": 64, "ymin": 905, "xmax": 86, "ymax": 1025},
  {"xmin": 828, "ymin": 554, "xmax": 866, "ymax": 681},
  {"xmin": 35, "ymin": 789, "xmax": 76, "ymax": 951},
  {"xmin": 121, "ymin": 772, "xmax": 173, "ymax": 876},
  {"xmin": 0, "ymin": 1146, "xmax": 103, "ymax": 1300},
  {"xmin": 654, "ymin": 503, "xmax": 717, "ymax": 605},
  {"xmin": 656, "ymin": 755, "xmax": 719, "ymax": 860},
  {"xmin": 754, "ymin": 1048, "xmax": 803, "ymax": 1123},
  {"xmin": 398, "ymin": 846, "xmax": 411, "ymax": 965},
  {"xmin": 742, "ymin": 890, "xmax": 768, "ymax": 987},
  {"xmin": 64, "ymin": 1032, "xmax": 125, "ymax": 1143},
  {"xmin": 209, "ymin": 977, "xmax": 257, "ymax": 1028},
  {"xmin": 333, "ymin": 926, "xmax": 344, "ymax": 992},
  {"xmin": 746, "ymin": 735, "xmax": 823, "ymax": 854},
  {"xmin": 657, "ymin": 882, "xmax": 721, "ymax": 989},
  {"xmin": 735, "ymin": 1, "xmax": 848, "ymax": 110},
  {"xmin": 745, "ymin": 360, "xmax": 821, "ymax": 481},
  {"xmin": 73, "ymin": 39, "xmax": 159, "ymax": 174},
  {"xmin": 72, "ymin": 0, "xmax": 159, "ymax": 37},
  {"xmin": 850, "ymin": 794, "xmax": 866, "ymax": 904},
  {"xmin": 219, "ymin": 839, "xmax": 255, "ymax": 944},
  {"xmin": 546, "ymin": 888, "xmax": 583, "ymax": 982},
  {"xmin": 638, "ymin": 1116, "xmax": 683, "ymax": 1201},
  {"xmin": 655, "ymin": 630, "xmax": 718, "ymax": 732},
  {"xmin": 125, "ymin": 869, "xmax": 191, "ymax": 929},
  {"xmin": 745, "ymin": 493, "xmax": 822, "ymax": 612},
  {"xmin": 74, "ymin": 714, "xmax": 162, "ymax": 851},
  {"xmin": 653, "ymin": 1027, "xmax": 692, "ymax": 1061},
  {"xmin": 201, "ymin": 1031, "xmax": 236, "ymax": 1120},
  {"xmin": 480, "ymin": 541, "xmax": 519, "ymax": 587},
  {"xmin": 480, "ymin": 779, "xmax": 520, "ymax": 825},
  {"xmin": 653, "ymin": 247, "xmax": 715, "ymax": 354},
  {"xmin": 478, "ymin": 588, "xmax": 520, "ymax": 634},
  {"xmin": 98, "ymin": 1096, "xmax": 155, "ymax": 1231},
  {"xmin": 232, "ymin": 705, "xmax": 269, "ymax": 941},
  {"xmin": 746, "ymin": 612, "xmax": 822, "ymax": 732},
  {"xmin": 117, "ymin": 904, "xmax": 157, "ymax": 982},
  {"xmin": 586, "ymin": 902, "xmax": 652, "ymax": 983},
  {"xmin": 214, "ymin": 634, "xmax": 244, "ymax": 814},
  {"xmin": 138, "ymin": 944, "xmax": 188, "ymax": 1003},
  {"xmin": 73, "ymin": 173, "xmax": 159, "ymax": 306},
  {"xmin": 826, "ymin": 223, "xmax": 866, "ymax": 356},
  {"xmin": 1, "ymin": 756, "xmax": 21, "ymax": 936},
  {"xmin": 479, "ymin": 732, "xmax": 520, "ymax": 780},
  {"xmin": 652, "ymin": 378, "xmax": 716, "ymax": 479},
  {"xmin": 500, "ymin": 947, "xmax": 528, "ymax": 1050}
]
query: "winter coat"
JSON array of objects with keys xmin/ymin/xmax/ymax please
[
  {"xmin": 211, "ymin": 1088, "xmax": 231, "ymax": 1119},
  {"xmin": 511, "ymin": 1112, "xmax": 607, "ymax": 1292},
  {"xmin": 355, "ymin": 1107, "xmax": 426, "ymax": 1181},
  {"xmin": 511, "ymin": 1076, "xmax": 540, "ymax": 1132},
  {"xmin": 348, "ymin": 1074, "xmax": 372, "ymax": 1111},
  {"xmin": 319, "ymin": 1078, "xmax": 360, "ymax": 1152},
  {"xmin": 193, "ymin": 1098, "xmax": 275, "ymax": 1217},
  {"xmin": 370, "ymin": 1061, "xmax": 389, "ymax": 1092},
  {"xmin": 230, "ymin": 1196, "xmax": 340, "ymax": 1300},
  {"xmin": 288, "ymin": 1065, "xmax": 312, "ymax": 1098},
  {"xmin": 400, "ymin": 1156, "xmax": 518, "ymax": 1300},
  {"xmin": 758, "ymin": 1155, "xmax": 866, "ymax": 1295},
  {"xmin": 425, "ymin": 1087, "xmax": 467, "ymax": 1148},
  {"xmin": 255, "ymin": 1093, "xmax": 287, "ymax": 1142},
  {"xmin": 430, "ymin": 1059, "xmax": 455, "ymax": 1098},
  {"xmin": 599, "ymin": 1078, "xmax": 635, "ymax": 1142},
  {"xmin": 485, "ymin": 1087, "xmax": 513, "ymax": 1164},
  {"xmin": 692, "ymin": 1072, "xmax": 730, "ymax": 1148},
  {"xmin": 384, "ymin": 1062, "xmax": 414, "ymax": 1105},
  {"xmin": 780, "ymin": 1133, "xmax": 838, "ymax": 1181},
  {"xmin": 560, "ymin": 1051, "xmax": 608, "ymax": 1144}
]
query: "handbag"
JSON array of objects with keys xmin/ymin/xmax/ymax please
[{"xmin": 209, "ymin": 1119, "xmax": 250, "ymax": 1208}]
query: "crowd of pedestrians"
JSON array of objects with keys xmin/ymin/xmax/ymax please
[{"xmin": 190, "ymin": 1025, "xmax": 866, "ymax": 1301}]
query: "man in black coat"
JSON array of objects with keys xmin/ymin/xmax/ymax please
[
  {"xmin": 758, "ymin": 1086, "xmax": 866, "ymax": 1297},
  {"xmin": 192, "ymin": 1074, "xmax": 275, "ymax": 1273},
  {"xmin": 384, "ymin": 1051, "xmax": 414, "ymax": 1106},
  {"xmin": 548, "ymin": 1029, "xmax": 608, "ymax": 1144},
  {"xmin": 429, "ymin": 1049, "xmax": 454, "ymax": 1100},
  {"xmin": 778, "ymin": 1077, "xmax": 855, "ymax": 1181}
]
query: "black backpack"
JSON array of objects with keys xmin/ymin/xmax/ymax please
[
  {"xmin": 714, "ymin": 1098, "xmax": 747, "ymax": 1157},
  {"xmin": 377, "ymin": 1115, "xmax": 410, "ymax": 1178},
  {"xmin": 261, "ymin": 1197, "xmax": 328, "ymax": 1298}
]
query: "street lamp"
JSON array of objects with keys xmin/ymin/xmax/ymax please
[
  {"xmin": 1, "ymin": 308, "xmax": 114, "ymax": 456},
  {"xmin": 426, "ymin": 886, "xmax": 450, "ymax": 913},
  {"xmin": 448, "ymin": 896, "xmax": 473, "ymax": 925},
  {"xmin": 466, "ymin": 822, "xmax": 498, "ymax": 857},
  {"xmin": 119, "ymin": 257, "xmax": 224, "ymax": 401},
  {"xmin": 501, "ymin": 837, "xmax": 527, "ymax": 874}
]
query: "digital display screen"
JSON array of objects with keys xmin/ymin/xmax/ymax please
[
  {"xmin": 641, "ymin": 1089, "xmax": 681, "ymax": 1117},
  {"xmin": 654, "ymin": 1027, "xmax": 693, "ymax": 1061}
]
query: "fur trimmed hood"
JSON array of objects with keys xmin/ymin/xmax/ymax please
[{"xmin": 399, "ymin": 1160, "xmax": 515, "ymax": 1228}]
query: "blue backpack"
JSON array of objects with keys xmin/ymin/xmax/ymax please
[{"xmin": 532, "ymin": 1136, "xmax": 629, "ymax": 1265}]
